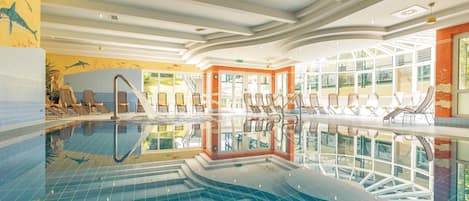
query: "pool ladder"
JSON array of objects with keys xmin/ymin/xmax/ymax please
[{"xmin": 111, "ymin": 74, "xmax": 138, "ymax": 120}]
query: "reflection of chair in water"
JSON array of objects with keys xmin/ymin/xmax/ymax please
[
  {"xmin": 266, "ymin": 94, "xmax": 282, "ymax": 112},
  {"xmin": 59, "ymin": 85, "xmax": 88, "ymax": 115},
  {"xmin": 158, "ymin": 92, "xmax": 169, "ymax": 113},
  {"xmin": 346, "ymin": 93, "xmax": 360, "ymax": 115},
  {"xmin": 83, "ymin": 89, "xmax": 110, "ymax": 113},
  {"xmin": 244, "ymin": 93, "xmax": 261, "ymax": 113},
  {"xmin": 328, "ymin": 124, "xmax": 338, "ymax": 134},
  {"xmin": 118, "ymin": 121, "xmax": 127, "ymax": 133},
  {"xmin": 82, "ymin": 121, "xmax": 95, "ymax": 136},
  {"xmin": 383, "ymin": 86, "xmax": 435, "ymax": 124},
  {"xmin": 308, "ymin": 122, "xmax": 318, "ymax": 133},
  {"xmin": 347, "ymin": 127, "xmax": 359, "ymax": 136},
  {"xmin": 328, "ymin": 93, "xmax": 341, "ymax": 114},
  {"xmin": 60, "ymin": 123, "xmax": 77, "ymax": 140},
  {"xmin": 175, "ymin": 92, "xmax": 187, "ymax": 113},
  {"xmin": 393, "ymin": 131, "xmax": 433, "ymax": 161},
  {"xmin": 243, "ymin": 120, "xmax": 252, "ymax": 132},
  {"xmin": 192, "ymin": 92, "xmax": 205, "ymax": 112},
  {"xmin": 117, "ymin": 91, "xmax": 129, "ymax": 113}
]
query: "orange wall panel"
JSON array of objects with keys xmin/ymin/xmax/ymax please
[
  {"xmin": 203, "ymin": 65, "xmax": 295, "ymax": 112},
  {"xmin": 435, "ymin": 22, "xmax": 469, "ymax": 117}
]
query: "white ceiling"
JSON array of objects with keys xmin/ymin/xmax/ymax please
[{"xmin": 40, "ymin": 0, "xmax": 469, "ymax": 69}]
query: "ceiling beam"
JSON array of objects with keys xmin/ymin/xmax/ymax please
[
  {"xmin": 295, "ymin": 0, "xmax": 331, "ymax": 18},
  {"xmin": 191, "ymin": 0, "xmax": 297, "ymax": 23},
  {"xmin": 42, "ymin": 40, "xmax": 181, "ymax": 57},
  {"xmin": 42, "ymin": 14, "xmax": 206, "ymax": 43},
  {"xmin": 42, "ymin": 0, "xmax": 253, "ymax": 36},
  {"xmin": 42, "ymin": 28, "xmax": 185, "ymax": 51}
]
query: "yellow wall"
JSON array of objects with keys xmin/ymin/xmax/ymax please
[
  {"xmin": 47, "ymin": 53, "xmax": 200, "ymax": 75},
  {"xmin": 46, "ymin": 53, "xmax": 201, "ymax": 88},
  {"xmin": 0, "ymin": 0, "xmax": 40, "ymax": 47}
]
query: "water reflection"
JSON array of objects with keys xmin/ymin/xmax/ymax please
[
  {"xmin": 33, "ymin": 117, "xmax": 469, "ymax": 200},
  {"xmin": 204, "ymin": 119, "xmax": 435, "ymax": 200}
]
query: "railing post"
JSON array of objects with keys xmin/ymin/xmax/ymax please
[{"xmin": 111, "ymin": 75, "xmax": 119, "ymax": 120}]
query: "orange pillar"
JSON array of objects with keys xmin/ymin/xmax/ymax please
[{"xmin": 435, "ymin": 22, "xmax": 469, "ymax": 117}]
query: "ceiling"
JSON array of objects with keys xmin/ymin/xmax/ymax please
[{"xmin": 41, "ymin": 0, "xmax": 469, "ymax": 69}]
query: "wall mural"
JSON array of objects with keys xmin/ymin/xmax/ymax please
[
  {"xmin": 46, "ymin": 53, "xmax": 201, "ymax": 96},
  {"xmin": 0, "ymin": 0, "xmax": 40, "ymax": 47}
]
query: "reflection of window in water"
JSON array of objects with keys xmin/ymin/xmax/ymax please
[
  {"xmin": 357, "ymin": 136, "xmax": 371, "ymax": 156},
  {"xmin": 375, "ymin": 140, "xmax": 392, "ymax": 162},
  {"xmin": 416, "ymin": 146, "xmax": 429, "ymax": 171}
]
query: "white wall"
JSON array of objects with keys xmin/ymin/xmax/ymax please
[{"xmin": 0, "ymin": 47, "xmax": 45, "ymax": 129}]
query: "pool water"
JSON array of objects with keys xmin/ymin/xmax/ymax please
[{"xmin": 0, "ymin": 116, "xmax": 461, "ymax": 201}]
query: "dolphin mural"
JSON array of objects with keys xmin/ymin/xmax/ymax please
[
  {"xmin": 65, "ymin": 60, "xmax": 90, "ymax": 69},
  {"xmin": 65, "ymin": 155, "xmax": 90, "ymax": 164},
  {"xmin": 0, "ymin": 2, "xmax": 38, "ymax": 41}
]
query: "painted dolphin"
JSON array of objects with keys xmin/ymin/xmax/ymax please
[
  {"xmin": 0, "ymin": 2, "xmax": 38, "ymax": 41},
  {"xmin": 65, "ymin": 155, "xmax": 90, "ymax": 164},
  {"xmin": 65, "ymin": 60, "xmax": 90, "ymax": 69}
]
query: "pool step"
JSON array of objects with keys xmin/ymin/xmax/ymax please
[
  {"xmin": 47, "ymin": 164, "xmax": 183, "ymax": 186},
  {"xmin": 47, "ymin": 159, "xmax": 184, "ymax": 180}
]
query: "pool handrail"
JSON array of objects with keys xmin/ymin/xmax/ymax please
[{"xmin": 111, "ymin": 74, "xmax": 139, "ymax": 120}]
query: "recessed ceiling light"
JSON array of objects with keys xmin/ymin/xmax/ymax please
[
  {"xmin": 98, "ymin": 13, "xmax": 103, "ymax": 18},
  {"xmin": 391, "ymin": 5, "xmax": 427, "ymax": 18},
  {"xmin": 111, "ymin": 15, "xmax": 119, "ymax": 21}
]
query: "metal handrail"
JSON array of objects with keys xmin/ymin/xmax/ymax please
[{"xmin": 111, "ymin": 74, "xmax": 139, "ymax": 120}]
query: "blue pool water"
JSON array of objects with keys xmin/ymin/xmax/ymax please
[{"xmin": 0, "ymin": 116, "xmax": 457, "ymax": 201}]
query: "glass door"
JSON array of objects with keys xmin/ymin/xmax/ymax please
[
  {"xmin": 220, "ymin": 72, "xmax": 271, "ymax": 112},
  {"xmin": 220, "ymin": 73, "xmax": 244, "ymax": 112},
  {"xmin": 453, "ymin": 33, "xmax": 469, "ymax": 117}
]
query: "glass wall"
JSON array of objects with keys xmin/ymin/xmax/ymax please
[
  {"xmin": 220, "ymin": 72, "xmax": 272, "ymax": 112},
  {"xmin": 454, "ymin": 34, "xmax": 469, "ymax": 116},
  {"xmin": 295, "ymin": 46, "xmax": 434, "ymax": 98},
  {"xmin": 143, "ymin": 72, "xmax": 201, "ymax": 112}
]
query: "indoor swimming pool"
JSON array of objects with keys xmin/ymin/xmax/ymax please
[{"xmin": 0, "ymin": 116, "xmax": 464, "ymax": 201}]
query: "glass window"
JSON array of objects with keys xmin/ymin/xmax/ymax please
[
  {"xmin": 356, "ymin": 59, "xmax": 373, "ymax": 71},
  {"xmin": 358, "ymin": 72, "xmax": 372, "ymax": 95},
  {"xmin": 417, "ymin": 64, "xmax": 431, "ymax": 92},
  {"xmin": 322, "ymin": 62, "xmax": 337, "ymax": 72},
  {"xmin": 259, "ymin": 75, "xmax": 271, "ymax": 94},
  {"xmin": 395, "ymin": 53, "xmax": 413, "ymax": 66},
  {"xmin": 376, "ymin": 69, "xmax": 393, "ymax": 96},
  {"xmin": 375, "ymin": 56, "xmax": 393, "ymax": 69},
  {"xmin": 459, "ymin": 37, "xmax": 469, "ymax": 90},
  {"xmin": 338, "ymin": 61, "xmax": 355, "ymax": 72},
  {"xmin": 338, "ymin": 73, "xmax": 354, "ymax": 96},
  {"xmin": 321, "ymin": 73, "xmax": 336, "ymax": 96},
  {"xmin": 396, "ymin": 67, "xmax": 412, "ymax": 94},
  {"xmin": 307, "ymin": 75, "xmax": 319, "ymax": 94},
  {"xmin": 417, "ymin": 48, "xmax": 432, "ymax": 63}
]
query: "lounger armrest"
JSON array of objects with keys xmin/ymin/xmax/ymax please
[{"xmin": 71, "ymin": 103, "xmax": 82, "ymax": 107}]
